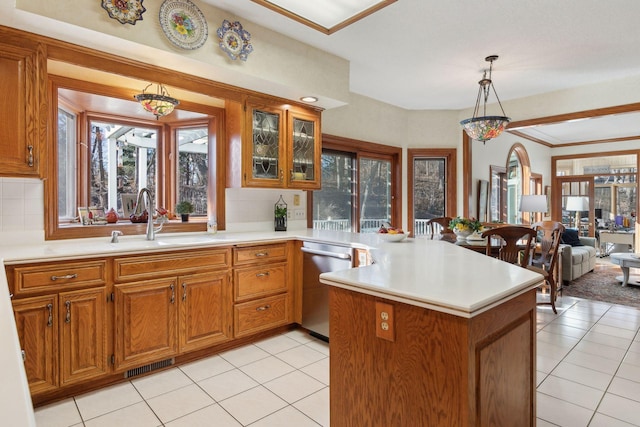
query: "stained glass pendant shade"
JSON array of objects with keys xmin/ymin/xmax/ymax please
[
  {"xmin": 134, "ymin": 83, "xmax": 180, "ymax": 119},
  {"xmin": 460, "ymin": 55, "xmax": 510, "ymax": 143}
]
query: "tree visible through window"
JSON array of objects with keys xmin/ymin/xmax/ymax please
[{"xmin": 312, "ymin": 136, "xmax": 401, "ymax": 233}]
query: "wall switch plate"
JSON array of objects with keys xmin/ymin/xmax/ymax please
[
  {"xmin": 375, "ymin": 301, "xmax": 395, "ymax": 342},
  {"xmin": 293, "ymin": 194, "xmax": 300, "ymax": 206},
  {"xmin": 294, "ymin": 209, "xmax": 305, "ymax": 219}
]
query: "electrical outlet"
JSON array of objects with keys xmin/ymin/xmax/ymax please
[
  {"xmin": 375, "ymin": 301, "xmax": 395, "ymax": 342},
  {"xmin": 294, "ymin": 209, "xmax": 305, "ymax": 219}
]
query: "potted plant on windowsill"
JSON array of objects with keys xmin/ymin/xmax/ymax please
[{"xmin": 175, "ymin": 201, "xmax": 194, "ymax": 222}]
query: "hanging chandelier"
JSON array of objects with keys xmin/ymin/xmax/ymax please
[
  {"xmin": 134, "ymin": 83, "xmax": 179, "ymax": 120},
  {"xmin": 460, "ymin": 55, "xmax": 510, "ymax": 143}
]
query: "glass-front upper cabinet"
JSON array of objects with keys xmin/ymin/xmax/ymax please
[
  {"xmin": 243, "ymin": 101, "xmax": 320, "ymax": 189},
  {"xmin": 287, "ymin": 109, "xmax": 321, "ymax": 189},
  {"xmin": 249, "ymin": 105, "xmax": 283, "ymax": 185}
]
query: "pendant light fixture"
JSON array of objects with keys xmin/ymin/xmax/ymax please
[
  {"xmin": 134, "ymin": 83, "xmax": 179, "ymax": 120},
  {"xmin": 460, "ymin": 55, "xmax": 510, "ymax": 143}
]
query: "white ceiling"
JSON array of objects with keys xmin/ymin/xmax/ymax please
[{"xmin": 209, "ymin": 0, "xmax": 640, "ymax": 146}]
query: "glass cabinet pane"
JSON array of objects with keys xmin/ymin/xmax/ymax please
[
  {"xmin": 252, "ymin": 109, "xmax": 280, "ymax": 179},
  {"xmin": 291, "ymin": 117, "xmax": 315, "ymax": 182}
]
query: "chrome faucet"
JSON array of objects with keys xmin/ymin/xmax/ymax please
[{"xmin": 134, "ymin": 188, "xmax": 166, "ymax": 240}]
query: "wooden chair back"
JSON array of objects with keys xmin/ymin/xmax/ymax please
[
  {"xmin": 529, "ymin": 221, "xmax": 565, "ymax": 313},
  {"xmin": 531, "ymin": 221, "xmax": 565, "ymax": 272},
  {"xmin": 481, "ymin": 225, "xmax": 537, "ymax": 267},
  {"xmin": 425, "ymin": 217, "xmax": 453, "ymax": 237}
]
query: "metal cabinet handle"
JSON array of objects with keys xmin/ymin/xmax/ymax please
[
  {"xmin": 170, "ymin": 283, "xmax": 175, "ymax": 304},
  {"xmin": 255, "ymin": 272, "xmax": 270, "ymax": 277},
  {"xmin": 27, "ymin": 145, "xmax": 34, "ymax": 167},
  {"xmin": 279, "ymin": 169, "xmax": 284, "ymax": 183},
  {"xmin": 182, "ymin": 283, "xmax": 187, "ymax": 302},
  {"xmin": 290, "ymin": 169, "xmax": 294, "ymax": 182},
  {"xmin": 46, "ymin": 303, "xmax": 53, "ymax": 327},
  {"xmin": 65, "ymin": 301, "xmax": 71, "ymax": 323},
  {"xmin": 51, "ymin": 273, "xmax": 78, "ymax": 281},
  {"xmin": 256, "ymin": 304, "xmax": 271, "ymax": 311},
  {"xmin": 255, "ymin": 252, "xmax": 268, "ymax": 257}
]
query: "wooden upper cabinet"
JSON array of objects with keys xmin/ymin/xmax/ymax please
[
  {"xmin": 0, "ymin": 39, "xmax": 46, "ymax": 177},
  {"xmin": 244, "ymin": 102, "xmax": 287, "ymax": 188},
  {"xmin": 227, "ymin": 98, "xmax": 321, "ymax": 190},
  {"xmin": 286, "ymin": 108, "xmax": 321, "ymax": 189}
]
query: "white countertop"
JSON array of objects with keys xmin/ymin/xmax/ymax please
[
  {"xmin": 0, "ymin": 229, "xmax": 542, "ymax": 426},
  {"xmin": 321, "ymin": 237, "xmax": 542, "ymax": 317}
]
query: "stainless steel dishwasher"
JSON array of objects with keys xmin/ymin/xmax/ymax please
[{"xmin": 301, "ymin": 241, "xmax": 354, "ymax": 341}]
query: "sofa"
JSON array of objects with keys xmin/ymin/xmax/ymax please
[{"xmin": 560, "ymin": 233, "xmax": 597, "ymax": 285}]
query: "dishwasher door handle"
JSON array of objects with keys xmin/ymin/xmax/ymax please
[{"xmin": 301, "ymin": 247, "xmax": 352, "ymax": 260}]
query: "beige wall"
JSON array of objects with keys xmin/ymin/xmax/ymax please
[{"xmin": 0, "ymin": 0, "xmax": 638, "ymax": 235}]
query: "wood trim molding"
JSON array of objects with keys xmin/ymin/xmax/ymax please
[
  {"xmin": 251, "ymin": 0, "xmax": 397, "ymax": 35},
  {"xmin": 507, "ymin": 102, "xmax": 640, "ymax": 147},
  {"xmin": 462, "ymin": 131, "xmax": 471, "ymax": 218}
]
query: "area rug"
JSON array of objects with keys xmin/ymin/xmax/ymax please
[{"xmin": 562, "ymin": 265, "xmax": 640, "ymax": 309}]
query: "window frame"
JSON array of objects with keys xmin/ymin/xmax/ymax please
[
  {"xmin": 407, "ymin": 148, "xmax": 457, "ymax": 237},
  {"xmin": 309, "ymin": 134, "xmax": 402, "ymax": 232},
  {"xmin": 46, "ymin": 75, "xmax": 226, "ymax": 240}
]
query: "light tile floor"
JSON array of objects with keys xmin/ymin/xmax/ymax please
[{"xmin": 34, "ymin": 293, "xmax": 640, "ymax": 426}]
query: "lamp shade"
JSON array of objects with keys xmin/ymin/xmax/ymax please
[
  {"xmin": 134, "ymin": 83, "xmax": 179, "ymax": 120},
  {"xmin": 565, "ymin": 196, "xmax": 588, "ymax": 211},
  {"xmin": 519, "ymin": 195, "xmax": 548, "ymax": 213}
]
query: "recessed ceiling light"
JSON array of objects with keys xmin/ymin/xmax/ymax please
[
  {"xmin": 300, "ymin": 96, "xmax": 318, "ymax": 103},
  {"xmin": 252, "ymin": 0, "xmax": 396, "ymax": 34}
]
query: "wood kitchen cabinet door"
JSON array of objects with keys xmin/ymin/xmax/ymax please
[
  {"xmin": 243, "ymin": 102, "xmax": 287, "ymax": 188},
  {"xmin": 0, "ymin": 40, "xmax": 45, "ymax": 177},
  {"xmin": 59, "ymin": 288, "xmax": 108, "ymax": 386},
  {"xmin": 114, "ymin": 279, "xmax": 178, "ymax": 371},
  {"xmin": 12, "ymin": 295, "xmax": 58, "ymax": 394},
  {"xmin": 178, "ymin": 271, "xmax": 232, "ymax": 353}
]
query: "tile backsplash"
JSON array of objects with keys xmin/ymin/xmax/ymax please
[{"xmin": 0, "ymin": 178, "xmax": 307, "ymax": 244}]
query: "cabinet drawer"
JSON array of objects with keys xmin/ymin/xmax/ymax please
[
  {"xmin": 234, "ymin": 294, "xmax": 289, "ymax": 338},
  {"xmin": 12, "ymin": 261, "xmax": 107, "ymax": 296},
  {"xmin": 233, "ymin": 243, "xmax": 287, "ymax": 265},
  {"xmin": 114, "ymin": 248, "xmax": 230, "ymax": 282},
  {"xmin": 234, "ymin": 262, "xmax": 287, "ymax": 302}
]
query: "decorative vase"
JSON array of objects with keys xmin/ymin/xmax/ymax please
[
  {"xmin": 181, "ymin": 213, "xmax": 189, "ymax": 222},
  {"xmin": 453, "ymin": 229, "xmax": 472, "ymax": 240},
  {"xmin": 105, "ymin": 208, "xmax": 118, "ymax": 223}
]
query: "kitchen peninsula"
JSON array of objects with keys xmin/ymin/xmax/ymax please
[
  {"xmin": 0, "ymin": 230, "xmax": 541, "ymax": 426},
  {"xmin": 321, "ymin": 238, "xmax": 542, "ymax": 426}
]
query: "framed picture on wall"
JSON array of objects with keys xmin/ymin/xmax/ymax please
[{"xmin": 477, "ymin": 179, "xmax": 489, "ymax": 222}]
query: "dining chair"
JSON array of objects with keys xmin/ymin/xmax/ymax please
[
  {"xmin": 529, "ymin": 221, "xmax": 565, "ymax": 313},
  {"xmin": 480, "ymin": 225, "xmax": 538, "ymax": 267},
  {"xmin": 425, "ymin": 217, "xmax": 453, "ymax": 238}
]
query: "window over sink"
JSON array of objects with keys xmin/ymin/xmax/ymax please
[{"xmin": 48, "ymin": 67, "xmax": 224, "ymax": 239}]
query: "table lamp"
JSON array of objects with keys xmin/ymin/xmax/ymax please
[
  {"xmin": 519, "ymin": 195, "xmax": 548, "ymax": 224},
  {"xmin": 565, "ymin": 196, "xmax": 589, "ymax": 229}
]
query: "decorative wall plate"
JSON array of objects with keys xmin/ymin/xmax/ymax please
[
  {"xmin": 101, "ymin": 0, "xmax": 146, "ymax": 25},
  {"xmin": 159, "ymin": 0, "xmax": 208, "ymax": 50},
  {"xmin": 217, "ymin": 20, "xmax": 253, "ymax": 61}
]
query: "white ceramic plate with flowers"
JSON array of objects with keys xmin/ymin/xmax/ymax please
[{"xmin": 159, "ymin": 0, "xmax": 208, "ymax": 50}]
